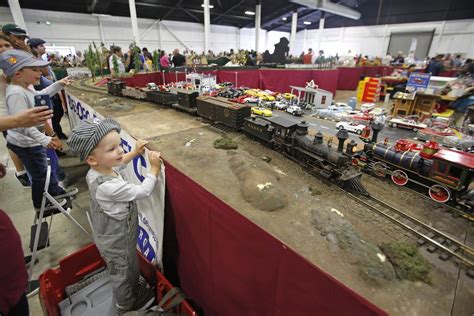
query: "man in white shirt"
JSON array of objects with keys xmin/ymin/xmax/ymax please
[{"xmin": 109, "ymin": 46, "xmax": 126, "ymax": 75}]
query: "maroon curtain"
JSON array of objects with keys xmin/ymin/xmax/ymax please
[
  {"xmin": 260, "ymin": 69, "xmax": 313, "ymax": 93},
  {"xmin": 312, "ymin": 69, "xmax": 339, "ymax": 94},
  {"xmin": 218, "ymin": 70, "xmax": 260, "ymax": 88},
  {"xmin": 163, "ymin": 163, "xmax": 387, "ymax": 316},
  {"xmin": 337, "ymin": 67, "xmax": 364, "ymax": 90}
]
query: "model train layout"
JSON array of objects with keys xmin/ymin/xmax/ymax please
[{"xmin": 106, "ymin": 79, "xmax": 474, "ymax": 210}]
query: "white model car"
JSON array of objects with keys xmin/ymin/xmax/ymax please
[
  {"xmin": 271, "ymin": 101, "xmax": 288, "ymax": 110},
  {"xmin": 388, "ymin": 118, "xmax": 428, "ymax": 131},
  {"xmin": 331, "ymin": 102, "xmax": 353, "ymax": 111},
  {"xmin": 286, "ymin": 105, "xmax": 303, "ymax": 116},
  {"xmin": 336, "ymin": 121, "xmax": 366, "ymax": 134},
  {"xmin": 360, "ymin": 103, "xmax": 375, "ymax": 111}
]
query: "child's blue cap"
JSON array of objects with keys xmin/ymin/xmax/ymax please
[{"xmin": 0, "ymin": 49, "xmax": 49, "ymax": 76}]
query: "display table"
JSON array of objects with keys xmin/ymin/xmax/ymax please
[{"xmin": 121, "ymin": 69, "xmax": 340, "ymax": 94}]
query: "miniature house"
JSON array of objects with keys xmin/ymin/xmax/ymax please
[
  {"xmin": 412, "ymin": 94, "xmax": 439, "ymax": 117},
  {"xmin": 289, "ymin": 85, "xmax": 333, "ymax": 109},
  {"xmin": 392, "ymin": 92, "xmax": 416, "ymax": 116}
]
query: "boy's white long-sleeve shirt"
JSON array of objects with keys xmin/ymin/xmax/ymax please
[
  {"xmin": 5, "ymin": 82, "xmax": 64, "ymax": 148},
  {"xmin": 86, "ymin": 166, "xmax": 157, "ymax": 220}
]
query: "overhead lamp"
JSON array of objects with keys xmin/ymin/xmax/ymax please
[
  {"xmin": 45, "ymin": 21, "xmax": 51, "ymax": 25},
  {"xmin": 303, "ymin": 21, "xmax": 311, "ymax": 25},
  {"xmin": 282, "ymin": 17, "xmax": 287, "ymax": 21},
  {"xmin": 201, "ymin": 4, "xmax": 214, "ymax": 8},
  {"xmin": 245, "ymin": 11, "xmax": 256, "ymax": 15}
]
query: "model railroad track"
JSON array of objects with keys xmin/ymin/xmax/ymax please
[
  {"xmin": 68, "ymin": 78, "xmax": 109, "ymax": 95},
  {"xmin": 396, "ymin": 184, "xmax": 474, "ymax": 222},
  {"xmin": 347, "ymin": 192, "xmax": 474, "ymax": 272}
]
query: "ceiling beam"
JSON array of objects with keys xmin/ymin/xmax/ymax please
[
  {"xmin": 114, "ymin": 0, "xmax": 253, "ymax": 23},
  {"xmin": 266, "ymin": 9, "xmax": 320, "ymax": 32},
  {"xmin": 86, "ymin": 0, "xmax": 111, "ymax": 13},
  {"xmin": 211, "ymin": 0, "xmax": 245, "ymax": 23},
  {"xmin": 161, "ymin": 0, "xmax": 184, "ymax": 20},
  {"xmin": 242, "ymin": 3, "xmax": 299, "ymax": 28}
]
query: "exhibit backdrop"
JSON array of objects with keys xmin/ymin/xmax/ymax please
[{"xmin": 66, "ymin": 92, "xmax": 165, "ymax": 268}]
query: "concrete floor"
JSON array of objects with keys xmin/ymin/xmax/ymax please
[{"xmin": 0, "ymin": 119, "xmax": 92, "ymax": 315}]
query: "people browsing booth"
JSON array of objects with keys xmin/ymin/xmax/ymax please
[{"xmin": 68, "ymin": 118, "xmax": 162, "ymax": 314}]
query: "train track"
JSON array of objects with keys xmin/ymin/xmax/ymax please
[
  {"xmin": 68, "ymin": 78, "xmax": 109, "ymax": 95},
  {"xmin": 346, "ymin": 191, "xmax": 474, "ymax": 272},
  {"xmin": 396, "ymin": 184, "xmax": 474, "ymax": 222}
]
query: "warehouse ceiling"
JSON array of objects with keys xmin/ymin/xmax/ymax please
[{"xmin": 1, "ymin": 0, "xmax": 474, "ymax": 32}]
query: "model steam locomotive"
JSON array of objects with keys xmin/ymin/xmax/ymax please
[
  {"xmin": 353, "ymin": 125, "xmax": 474, "ymax": 209},
  {"xmin": 243, "ymin": 116, "xmax": 368, "ymax": 195}
]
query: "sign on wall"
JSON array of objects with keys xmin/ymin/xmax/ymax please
[{"xmin": 66, "ymin": 92, "xmax": 165, "ymax": 268}]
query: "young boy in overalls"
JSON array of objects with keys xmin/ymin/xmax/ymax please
[{"xmin": 68, "ymin": 118, "xmax": 162, "ymax": 313}]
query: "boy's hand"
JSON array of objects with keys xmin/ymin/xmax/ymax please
[
  {"xmin": 148, "ymin": 151, "xmax": 162, "ymax": 175},
  {"xmin": 47, "ymin": 137, "xmax": 63, "ymax": 150},
  {"xmin": 58, "ymin": 76, "xmax": 74, "ymax": 87},
  {"xmin": 134, "ymin": 139, "xmax": 148, "ymax": 155}
]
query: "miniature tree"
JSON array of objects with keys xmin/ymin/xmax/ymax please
[
  {"xmin": 112, "ymin": 54, "xmax": 120, "ymax": 77},
  {"xmin": 128, "ymin": 42, "xmax": 142, "ymax": 73},
  {"xmin": 153, "ymin": 50, "xmax": 159, "ymax": 71},
  {"xmin": 92, "ymin": 42, "xmax": 104, "ymax": 77},
  {"xmin": 85, "ymin": 44, "xmax": 97, "ymax": 81}
]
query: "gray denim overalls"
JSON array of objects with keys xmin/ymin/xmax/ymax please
[{"xmin": 89, "ymin": 174, "xmax": 140, "ymax": 309}]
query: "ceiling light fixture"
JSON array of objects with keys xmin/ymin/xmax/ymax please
[
  {"xmin": 303, "ymin": 21, "xmax": 311, "ymax": 25},
  {"xmin": 45, "ymin": 21, "xmax": 51, "ymax": 25},
  {"xmin": 282, "ymin": 17, "xmax": 287, "ymax": 21},
  {"xmin": 201, "ymin": 4, "xmax": 214, "ymax": 8},
  {"xmin": 245, "ymin": 11, "xmax": 256, "ymax": 15}
]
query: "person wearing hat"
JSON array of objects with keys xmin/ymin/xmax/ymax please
[
  {"xmin": 0, "ymin": 49, "xmax": 77, "ymax": 213},
  {"xmin": 29, "ymin": 37, "xmax": 68, "ymax": 140},
  {"xmin": 68, "ymin": 118, "xmax": 162, "ymax": 313},
  {"xmin": 1, "ymin": 23, "xmax": 30, "ymax": 52}
]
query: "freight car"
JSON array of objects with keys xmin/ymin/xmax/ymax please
[
  {"xmin": 172, "ymin": 89, "xmax": 199, "ymax": 114},
  {"xmin": 196, "ymin": 96, "xmax": 251, "ymax": 130},
  {"xmin": 107, "ymin": 79, "xmax": 125, "ymax": 96},
  {"xmin": 146, "ymin": 90, "xmax": 178, "ymax": 106},
  {"xmin": 121, "ymin": 86, "xmax": 147, "ymax": 99},
  {"xmin": 243, "ymin": 116, "xmax": 367, "ymax": 194}
]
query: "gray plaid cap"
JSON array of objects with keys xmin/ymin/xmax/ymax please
[
  {"xmin": 0, "ymin": 49, "xmax": 49, "ymax": 76},
  {"xmin": 68, "ymin": 118, "xmax": 121, "ymax": 161}
]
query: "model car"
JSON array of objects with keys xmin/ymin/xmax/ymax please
[
  {"xmin": 251, "ymin": 107, "xmax": 273, "ymax": 117},
  {"xmin": 286, "ymin": 105, "xmax": 303, "ymax": 116},
  {"xmin": 314, "ymin": 105, "xmax": 350, "ymax": 121},
  {"xmin": 244, "ymin": 96, "xmax": 259, "ymax": 103},
  {"xmin": 360, "ymin": 103, "xmax": 375, "ymax": 111},
  {"xmin": 388, "ymin": 117, "xmax": 428, "ymax": 131},
  {"xmin": 258, "ymin": 94, "xmax": 276, "ymax": 101},
  {"xmin": 265, "ymin": 101, "xmax": 288, "ymax": 110},
  {"xmin": 336, "ymin": 121, "xmax": 366, "ymax": 134},
  {"xmin": 244, "ymin": 89, "xmax": 260, "ymax": 96},
  {"xmin": 281, "ymin": 93, "xmax": 297, "ymax": 100}
]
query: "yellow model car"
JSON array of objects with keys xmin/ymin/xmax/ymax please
[
  {"xmin": 251, "ymin": 107, "xmax": 273, "ymax": 117},
  {"xmin": 281, "ymin": 93, "xmax": 296, "ymax": 100},
  {"xmin": 244, "ymin": 89, "xmax": 260, "ymax": 96},
  {"xmin": 258, "ymin": 94, "xmax": 276, "ymax": 101}
]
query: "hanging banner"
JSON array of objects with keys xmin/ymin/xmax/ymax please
[{"xmin": 66, "ymin": 92, "xmax": 165, "ymax": 268}]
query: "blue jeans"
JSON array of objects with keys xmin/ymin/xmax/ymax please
[{"xmin": 7, "ymin": 143, "xmax": 65, "ymax": 209}]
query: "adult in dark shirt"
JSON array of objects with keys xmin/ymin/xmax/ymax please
[
  {"xmin": 171, "ymin": 49, "xmax": 185, "ymax": 67},
  {"xmin": 392, "ymin": 51, "xmax": 405, "ymax": 65},
  {"xmin": 426, "ymin": 54, "xmax": 444, "ymax": 76}
]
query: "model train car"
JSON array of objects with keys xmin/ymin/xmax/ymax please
[
  {"xmin": 355, "ymin": 133, "xmax": 474, "ymax": 208},
  {"xmin": 197, "ymin": 96, "xmax": 251, "ymax": 130},
  {"xmin": 243, "ymin": 116, "xmax": 367, "ymax": 194}
]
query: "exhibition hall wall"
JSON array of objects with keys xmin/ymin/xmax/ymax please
[{"xmin": 0, "ymin": 7, "xmax": 472, "ymax": 58}]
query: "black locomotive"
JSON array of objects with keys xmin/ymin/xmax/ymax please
[{"xmin": 243, "ymin": 116, "xmax": 368, "ymax": 195}]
